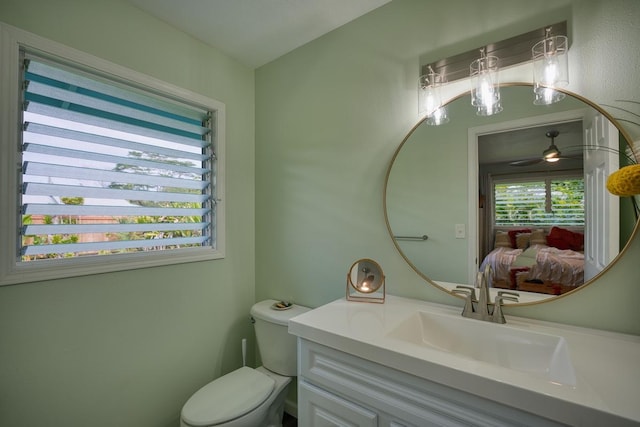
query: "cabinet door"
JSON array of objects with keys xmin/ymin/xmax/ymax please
[{"xmin": 299, "ymin": 381, "xmax": 377, "ymax": 427}]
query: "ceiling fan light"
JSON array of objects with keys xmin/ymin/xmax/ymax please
[
  {"xmin": 543, "ymin": 146, "xmax": 559, "ymax": 157},
  {"xmin": 542, "ymin": 130, "xmax": 561, "ymax": 161},
  {"xmin": 543, "ymin": 144, "xmax": 561, "ymax": 158},
  {"xmin": 543, "ymin": 145, "xmax": 561, "ymax": 162}
]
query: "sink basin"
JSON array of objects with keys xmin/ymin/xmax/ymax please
[{"xmin": 387, "ymin": 310, "xmax": 576, "ymax": 386}]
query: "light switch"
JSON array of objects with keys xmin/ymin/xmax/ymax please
[{"xmin": 455, "ymin": 224, "xmax": 465, "ymax": 239}]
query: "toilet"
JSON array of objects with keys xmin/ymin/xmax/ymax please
[{"xmin": 180, "ymin": 300, "xmax": 310, "ymax": 427}]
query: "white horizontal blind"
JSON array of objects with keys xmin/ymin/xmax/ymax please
[
  {"xmin": 494, "ymin": 178, "xmax": 584, "ymax": 227},
  {"xmin": 20, "ymin": 53, "xmax": 216, "ymax": 261}
]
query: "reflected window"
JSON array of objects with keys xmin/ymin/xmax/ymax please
[{"xmin": 493, "ymin": 175, "xmax": 584, "ymax": 227}]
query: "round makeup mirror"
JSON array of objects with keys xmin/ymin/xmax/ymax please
[{"xmin": 347, "ymin": 258, "xmax": 385, "ymax": 303}]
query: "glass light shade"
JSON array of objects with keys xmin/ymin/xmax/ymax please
[
  {"xmin": 426, "ymin": 106, "xmax": 449, "ymax": 126},
  {"xmin": 475, "ymin": 101, "xmax": 503, "ymax": 117},
  {"xmin": 470, "ymin": 54, "xmax": 501, "ymax": 116},
  {"xmin": 418, "ymin": 73, "xmax": 443, "ymax": 116},
  {"xmin": 532, "ymin": 35, "xmax": 569, "ymax": 105},
  {"xmin": 534, "ymin": 87, "xmax": 565, "ymax": 105}
]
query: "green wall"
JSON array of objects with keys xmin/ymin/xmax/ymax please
[
  {"xmin": 255, "ymin": 0, "xmax": 640, "ymax": 332},
  {"xmin": 0, "ymin": 1, "xmax": 255, "ymax": 426}
]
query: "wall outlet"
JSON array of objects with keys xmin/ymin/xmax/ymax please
[{"xmin": 455, "ymin": 224, "xmax": 465, "ymax": 239}]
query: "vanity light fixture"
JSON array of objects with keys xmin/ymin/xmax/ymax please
[
  {"xmin": 470, "ymin": 48, "xmax": 502, "ymax": 116},
  {"xmin": 418, "ymin": 21, "xmax": 568, "ymax": 119},
  {"xmin": 419, "ymin": 67, "xmax": 449, "ymax": 125},
  {"xmin": 532, "ymin": 27, "xmax": 569, "ymax": 105}
]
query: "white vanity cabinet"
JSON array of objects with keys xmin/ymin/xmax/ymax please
[
  {"xmin": 297, "ymin": 339, "xmax": 564, "ymax": 427},
  {"xmin": 289, "ymin": 296, "xmax": 640, "ymax": 427}
]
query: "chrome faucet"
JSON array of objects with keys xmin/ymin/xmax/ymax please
[
  {"xmin": 453, "ymin": 265, "xmax": 519, "ymax": 323},
  {"xmin": 476, "ymin": 270, "xmax": 491, "ymax": 320}
]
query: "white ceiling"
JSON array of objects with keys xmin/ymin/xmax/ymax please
[
  {"xmin": 127, "ymin": 0, "xmax": 392, "ymax": 68},
  {"xmin": 478, "ymin": 120, "xmax": 584, "ymax": 169}
]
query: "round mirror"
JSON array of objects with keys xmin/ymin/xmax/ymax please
[
  {"xmin": 347, "ymin": 258, "xmax": 385, "ymax": 294},
  {"xmin": 385, "ymin": 84, "xmax": 638, "ymax": 305},
  {"xmin": 347, "ymin": 258, "xmax": 386, "ymax": 303}
]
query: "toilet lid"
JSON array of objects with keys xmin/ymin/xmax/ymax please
[{"xmin": 181, "ymin": 367, "xmax": 275, "ymax": 426}]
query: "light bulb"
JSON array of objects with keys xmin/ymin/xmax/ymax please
[{"xmin": 543, "ymin": 56, "xmax": 559, "ymax": 85}]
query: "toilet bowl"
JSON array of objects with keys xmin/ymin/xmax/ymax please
[
  {"xmin": 180, "ymin": 366, "xmax": 290, "ymax": 427},
  {"xmin": 180, "ymin": 300, "xmax": 310, "ymax": 427}
]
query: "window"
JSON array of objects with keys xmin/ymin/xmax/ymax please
[
  {"xmin": 493, "ymin": 175, "xmax": 584, "ymax": 228},
  {"xmin": 0, "ymin": 24, "xmax": 225, "ymax": 285}
]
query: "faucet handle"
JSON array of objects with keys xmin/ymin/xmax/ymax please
[
  {"xmin": 496, "ymin": 290, "xmax": 519, "ymax": 304},
  {"xmin": 492, "ymin": 295, "xmax": 519, "ymax": 324},
  {"xmin": 452, "ymin": 288, "xmax": 474, "ymax": 317},
  {"xmin": 454, "ymin": 285, "xmax": 477, "ymax": 300},
  {"xmin": 452, "ymin": 287, "xmax": 470, "ymax": 297},
  {"xmin": 498, "ymin": 290, "xmax": 519, "ymax": 298}
]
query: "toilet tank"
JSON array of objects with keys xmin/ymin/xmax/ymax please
[{"xmin": 250, "ymin": 300, "xmax": 311, "ymax": 376}]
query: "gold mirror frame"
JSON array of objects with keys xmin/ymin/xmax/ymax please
[{"xmin": 384, "ymin": 83, "xmax": 639, "ymax": 306}]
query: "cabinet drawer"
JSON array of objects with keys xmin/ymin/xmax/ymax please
[{"xmin": 299, "ymin": 381, "xmax": 377, "ymax": 427}]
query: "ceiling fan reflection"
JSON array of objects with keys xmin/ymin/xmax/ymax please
[{"xmin": 509, "ymin": 130, "xmax": 580, "ymax": 166}]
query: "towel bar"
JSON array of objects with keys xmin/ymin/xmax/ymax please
[{"xmin": 394, "ymin": 235, "xmax": 428, "ymax": 241}]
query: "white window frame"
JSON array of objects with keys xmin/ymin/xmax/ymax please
[{"xmin": 0, "ymin": 23, "xmax": 225, "ymax": 286}]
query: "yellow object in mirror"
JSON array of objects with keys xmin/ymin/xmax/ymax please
[
  {"xmin": 347, "ymin": 258, "xmax": 385, "ymax": 303},
  {"xmin": 607, "ymin": 164, "xmax": 640, "ymax": 196}
]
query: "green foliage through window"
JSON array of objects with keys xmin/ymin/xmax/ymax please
[
  {"xmin": 19, "ymin": 53, "xmax": 216, "ymax": 262},
  {"xmin": 494, "ymin": 178, "xmax": 584, "ymax": 227}
]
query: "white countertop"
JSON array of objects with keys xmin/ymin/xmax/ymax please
[{"xmin": 289, "ymin": 295, "xmax": 640, "ymax": 426}]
